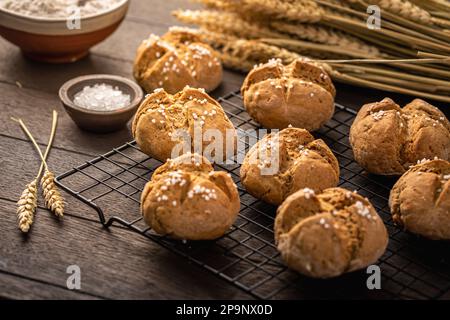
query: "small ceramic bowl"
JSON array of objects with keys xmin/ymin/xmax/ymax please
[
  {"xmin": 59, "ymin": 74, "xmax": 143, "ymax": 133},
  {"xmin": 0, "ymin": 0, "xmax": 129, "ymax": 63}
]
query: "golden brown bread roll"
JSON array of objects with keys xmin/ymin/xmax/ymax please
[
  {"xmin": 389, "ymin": 159, "xmax": 450, "ymax": 240},
  {"xmin": 275, "ymin": 187, "xmax": 388, "ymax": 278},
  {"xmin": 240, "ymin": 127, "xmax": 339, "ymax": 205},
  {"xmin": 350, "ymin": 98, "xmax": 450, "ymax": 175},
  {"xmin": 241, "ymin": 58, "xmax": 335, "ymax": 131},
  {"xmin": 133, "ymin": 28, "xmax": 222, "ymax": 94},
  {"xmin": 140, "ymin": 153, "xmax": 240, "ymax": 240},
  {"xmin": 132, "ymin": 86, "xmax": 237, "ymax": 162}
]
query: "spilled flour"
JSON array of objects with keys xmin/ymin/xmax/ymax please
[{"xmin": 0, "ymin": 0, "xmax": 124, "ymax": 18}]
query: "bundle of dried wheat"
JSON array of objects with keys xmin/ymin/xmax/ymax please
[{"xmin": 174, "ymin": 0, "xmax": 450, "ymax": 102}]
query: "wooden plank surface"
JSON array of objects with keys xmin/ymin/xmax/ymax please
[
  {"xmin": 0, "ymin": 0, "xmax": 249, "ymax": 300},
  {"xmin": 0, "ymin": 0, "xmax": 448, "ymax": 300}
]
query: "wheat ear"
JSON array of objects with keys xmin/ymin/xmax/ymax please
[
  {"xmin": 195, "ymin": 0, "xmax": 324, "ymax": 22},
  {"xmin": 17, "ymin": 179, "xmax": 38, "ymax": 233},
  {"xmin": 173, "ymin": 9, "xmax": 283, "ymax": 39},
  {"xmin": 271, "ymin": 21, "xmax": 381, "ymax": 57},
  {"xmin": 14, "ymin": 111, "xmax": 64, "ymax": 218},
  {"xmin": 375, "ymin": 0, "xmax": 433, "ymax": 25}
]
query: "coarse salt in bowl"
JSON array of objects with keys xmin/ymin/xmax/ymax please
[
  {"xmin": 73, "ymin": 83, "xmax": 131, "ymax": 111},
  {"xmin": 59, "ymin": 74, "xmax": 143, "ymax": 133}
]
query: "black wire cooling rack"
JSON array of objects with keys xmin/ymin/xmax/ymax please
[{"xmin": 55, "ymin": 90, "xmax": 450, "ymax": 300}]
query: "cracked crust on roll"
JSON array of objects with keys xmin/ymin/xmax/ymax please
[
  {"xmin": 240, "ymin": 128, "xmax": 339, "ymax": 205},
  {"xmin": 241, "ymin": 58, "xmax": 335, "ymax": 131},
  {"xmin": 132, "ymin": 86, "xmax": 237, "ymax": 162},
  {"xmin": 275, "ymin": 187, "xmax": 388, "ymax": 278},
  {"xmin": 140, "ymin": 153, "xmax": 240, "ymax": 240},
  {"xmin": 133, "ymin": 28, "xmax": 222, "ymax": 94},
  {"xmin": 389, "ymin": 159, "xmax": 450, "ymax": 240},
  {"xmin": 349, "ymin": 98, "xmax": 450, "ymax": 175}
]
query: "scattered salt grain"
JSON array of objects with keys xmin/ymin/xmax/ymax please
[
  {"xmin": 73, "ymin": 83, "xmax": 130, "ymax": 111},
  {"xmin": 302, "ymin": 188, "xmax": 315, "ymax": 199},
  {"xmin": 417, "ymin": 158, "xmax": 429, "ymax": 164},
  {"xmin": 355, "ymin": 201, "xmax": 371, "ymax": 219},
  {"xmin": 371, "ymin": 110, "xmax": 385, "ymax": 121}
]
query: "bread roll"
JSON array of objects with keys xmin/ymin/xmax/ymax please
[
  {"xmin": 275, "ymin": 187, "xmax": 388, "ymax": 278},
  {"xmin": 141, "ymin": 153, "xmax": 240, "ymax": 240},
  {"xmin": 350, "ymin": 98, "xmax": 450, "ymax": 175},
  {"xmin": 240, "ymin": 127, "xmax": 339, "ymax": 205},
  {"xmin": 133, "ymin": 28, "xmax": 222, "ymax": 94},
  {"xmin": 132, "ymin": 86, "xmax": 237, "ymax": 162},
  {"xmin": 389, "ymin": 159, "xmax": 450, "ymax": 240},
  {"xmin": 241, "ymin": 58, "xmax": 335, "ymax": 131}
]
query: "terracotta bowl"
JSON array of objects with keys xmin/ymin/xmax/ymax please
[
  {"xmin": 0, "ymin": 0, "xmax": 129, "ymax": 63},
  {"xmin": 59, "ymin": 74, "xmax": 144, "ymax": 133}
]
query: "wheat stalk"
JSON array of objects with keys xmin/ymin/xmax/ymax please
[
  {"xmin": 17, "ymin": 179, "xmax": 37, "ymax": 233},
  {"xmin": 410, "ymin": 0, "xmax": 450, "ymax": 11},
  {"xmin": 179, "ymin": 27, "xmax": 334, "ymax": 73},
  {"xmin": 195, "ymin": 0, "xmax": 324, "ymax": 22},
  {"xmin": 186, "ymin": 0, "xmax": 450, "ymax": 102},
  {"xmin": 344, "ymin": 0, "xmax": 450, "ymax": 43},
  {"xmin": 332, "ymin": 70, "xmax": 450, "ymax": 102},
  {"xmin": 173, "ymin": 9, "xmax": 382, "ymax": 59},
  {"xmin": 173, "ymin": 9, "xmax": 283, "ymax": 39},
  {"xmin": 271, "ymin": 21, "xmax": 381, "ymax": 57},
  {"xmin": 375, "ymin": 0, "xmax": 433, "ymax": 25},
  {"xmin": 14, "ymin": 111, "xmax": 64, "ymax": 218},
  {"xmin": 320, "ymin": 0, "xmax": 450, "ymax": 44}
]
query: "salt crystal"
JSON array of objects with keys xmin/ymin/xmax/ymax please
[
  {"xmin": 73, "ymin": 83, "xmax": 130, "ymax": 111},
  {"xmin": 303, "ymin": 188, "xmax": 315, "ymax": 199},
  {"xmin": 371, "ymin": 110, "xmax": 385, "ymax": 121}
]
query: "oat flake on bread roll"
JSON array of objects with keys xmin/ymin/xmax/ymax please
[
  {"xmin": 240, "ymin": 127, "xmax": 339, "ymax": 205},
  {"xmin": 133, "ymin": 27, "xmax": 222, "ymax": 94},
  {"xmin": 132, "ymin": 86, "xmax": 237, "ymax": 162},
  {"xmin": 389, "ymin": 159, "xmax": 450, "ymax": 240},
  {"xmin": 275, "ymin": 187, "xmax": 388, "ymax": 278},
  {"xmin": 241, "ymin": 58, "xmax": 336, "ymax": 131},
  {"xmin": 140, "ymin": 153, "xmax": 240, "ymax": 240},
  {"xmin": 350, "ymin": 98, "xmax": 450, "ymax": 176}
]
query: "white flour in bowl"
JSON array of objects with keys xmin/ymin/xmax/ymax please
[{"xmin": 0, "ymin": 0, "xmax": 123, "ymax": 18}]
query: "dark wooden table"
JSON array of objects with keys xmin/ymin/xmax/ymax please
[{"xmin": 1, "ymin": 0, "xmax": 448, "ymax": 300}]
